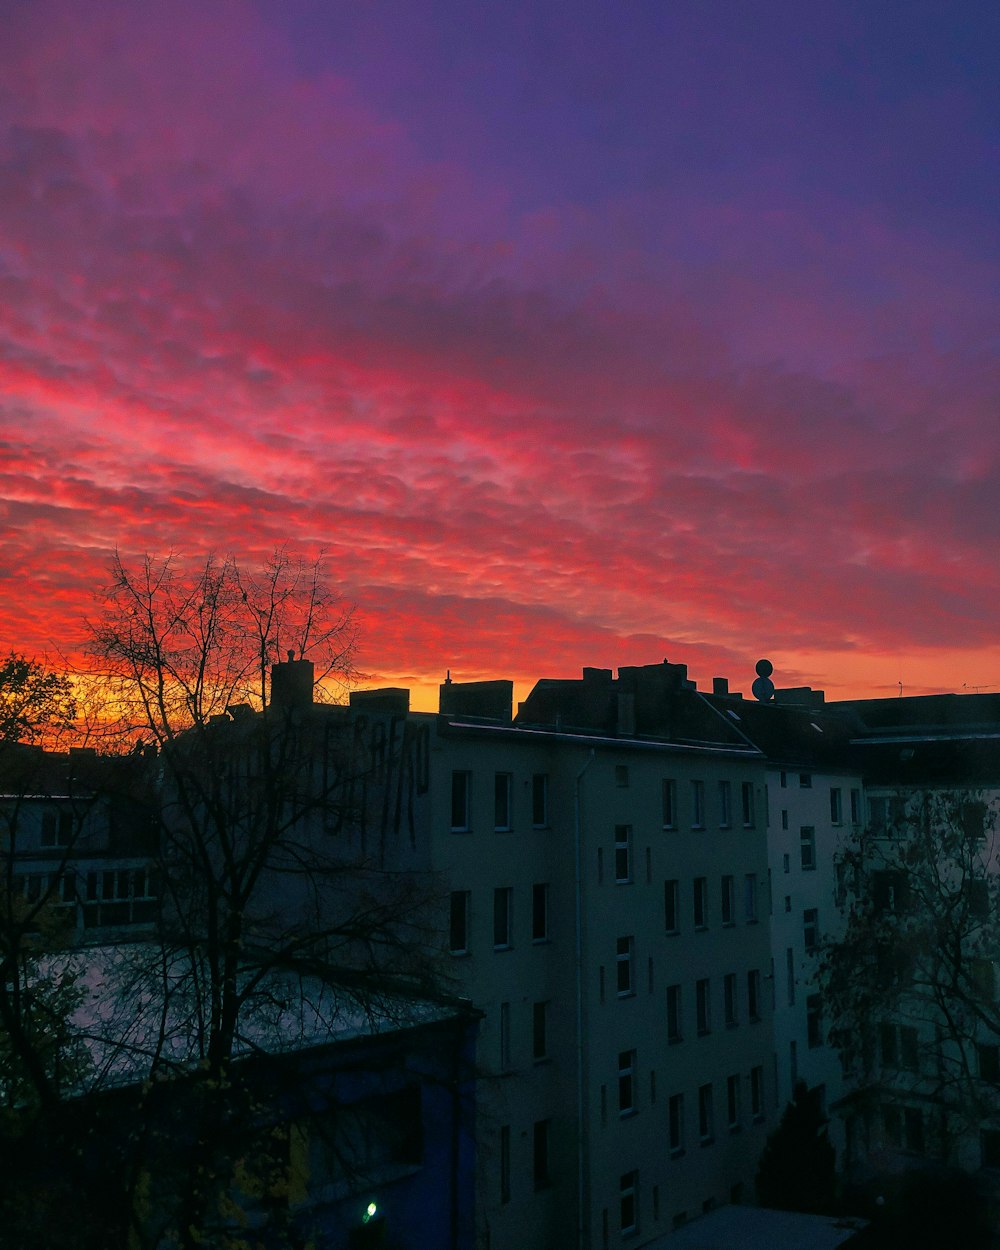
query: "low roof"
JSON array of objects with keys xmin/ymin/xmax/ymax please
[{"xmin": 653, "ymin": 1205, "xmax": 866, "ymax": 1250}]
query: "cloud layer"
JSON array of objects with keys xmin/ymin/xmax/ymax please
[{"xmin": 1, "ymin": 0, "xmax": 998, "ymax": 707}]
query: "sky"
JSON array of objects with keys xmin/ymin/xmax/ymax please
[{"xmin": 1, "ymin": 0, "xmax": 997, "ymax": 711}]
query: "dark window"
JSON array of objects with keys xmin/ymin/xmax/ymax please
[
  {"xmin": 494, "ymin": 773, "xmax": 512, "ymax": 830},
  {"xmin": 799, "ymin": 773, "xmax": 812, "ymax": 789},
  {"xmin": 615, "ymin": 764, "xmax": 630, "ymax": 788},
  {"xmin": 449, "ymin": 891, "xmax": 470, "ymax": 954},
  {"xmin": 900, "ymin": 1026, "xmax": 919, "ymax": 1071},
  {"xmin": 982, "ymin": 1129, "xmax": 1000, "ymax": 1169},
  {"xmin": 620, "ymin": 1171, "xmax": 638, "ymax": 1234},
  {"xmin": 850, "ymin": 788, "xmax": 861, "ymax": 824},
  {"xmin": 904, "ymin": 1107, "xmax": 924, "ymax": 1154},
  {"xmin": 696, "ymin": 978, "xmax": 711, "ymax": 1035},
  {"xmin": 726, "ymin": 1074, "xmax": 740, "ymax": 1129},
  {"xmin": 532, "ymin": 883, "xmax": 549, "ymax": 942},
  {"xmin": 666, "ymin": 984, "xmax": 682, "ymax": 1042},
  {"xmin": 750, "ymin": 1066, "xmax": 764, "ymax": 1119},
  {"xmin": 698, "ymin": 1083, "xmax": 714, "ymax": 1142},
  {"xmin": 493, "ymin": 887, "xmax": 512, "ymax": 949},
  {"xmin": 748, "ymin": 970, "xmax": 761, "ymax": 1021},
  {"xmin": 615, "ymin": 825, "xmax": 632, "ymax": 883},
  {"xmin": 741, "ymin": 782, "xmax": 755, "ymax": 827},
  {"xmin": 693, "ymin": 877, "xmax": 708, "ymax": 928},
  {"xmin": 880, "ymin": 1022, "xmax": 898, "ymax": 1067},
  {"xmin": 662, "ymin": 779, "xmax": 676, "ymax": 828},
  {"xmin": 800, "ymin": 826, "xmax": 816, "ymax": 871},
  {"xmin": 979, "ymin": 1043, "xmax": 1000, "ymax": 1083},
  {"xmin": 691, "ymin": 780, "xmax": 705, "ymax": 828},
  {"xmin": 664, "ymin": 880, "xmax": 679, "ymax": 934},
  {"xmin": 830, "ymin": 787, "xmax": 843, "ymax": 824},
  {"xmin": 967, "ymin": 878, "xmax": 989, "ymax": 917},
  {"xmin": 533, "ymin": 1002, "xmax": 548, "ymax": 1061},
  {"xmin": 618, "ymin": 1050, "xmax": 636, "ymax": 1115},
  {"xmin": 724, "ymin": 973, "xmax": 738, "ymax": 1026},
  {"xmin": 721, "ymin": 875, "xmax": 735, "ymax": 926},
  {"xmin": 500, "ymin": 1125, "xmax": 511, "ymax": 1203},
  {"xmin": 451, "ymin": 771, "xmax": 471, "ymax": 831},
  {"xmin": 532, "ymin": 773, "xmax": 549, "ymax": 827},
  {"xmin": 803, "ymin": 908, "xmax": 819, "ymax": 953},
  {"xmin": 807, "ymin": 994, "xmax": 822, "ymax": 1048},
  {"xmin": 617, "ymin": 937, "xmax": 634, "ymax": 996},
  {"xmin": 718, "ymin": 780, "xmax": 731, "ymax": 827},
  {"xmin": 668, "ymin": 1094, "xmax": 684, "ymax": 1153},
  {"xmin": 744, "ymin": 873, "xmax": 758, "ymax": 921}
]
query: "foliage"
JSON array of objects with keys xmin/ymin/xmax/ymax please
[
  {"xmin": 820, "ymin": 789, "xmax": 1000, "ymax": 1152},
  {"xmin": 756, "ymin": 1081, "xmax": 837, "ymax": 1214},
  {"xmin": 0, "ymin": 652, "xmax": 76, "ymax": 746}
]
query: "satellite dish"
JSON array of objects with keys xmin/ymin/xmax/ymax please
[{"xmin": 752, "ymin": 658, "xmax": 775, "ymax": 702}]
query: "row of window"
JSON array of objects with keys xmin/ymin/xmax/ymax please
[
  {"xmin": 448, "ymin": 884, "xmax": 550, "ymax": 955},
  {"xmin": 664, "ymin": 873, "xmax": 759, "ymax": 932},
  {"xmin": 451, "ymin": 770, "xmax": 549, "ymax": 832},
  {"xmin": 449, "ymin": 770, "xmax": 759, "ymax": 833},
  {"xmin": 15, "ymin": 867, "xmax": 158, "ymax": 906},
  {"xmin": 665, "ymin": 971, "xmax": 764, "ymax": 1041},
  {"xmin": 662, "ymin": 778, "xmax": 756, "ymax": 830},
  {"xmin": 667, "ymin": 1068, "xmax": 767, "ymax": 1155}
]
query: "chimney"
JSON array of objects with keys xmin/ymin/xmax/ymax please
[
  {"xmin": 713, "ymin": 677, "xmax": 729, "ymax": 696},
  {"xmin": 270, "ymin": 653, "xmax": 315, "ymax": 709}
]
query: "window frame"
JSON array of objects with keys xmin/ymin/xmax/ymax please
[
  {"xmin": 449, "ymin": 890, "xmax": 470, "ymax": 955},
  {"xmin": 494, "ymin": 771, "xmax": 513, "ymax": 831},
  {"xmin": 493, "ymin": 886, "xmax": 513, "ymax": 951},
  {"xmin": 451, "ymin": 770, "xmax": 472, "ymax": 832},
  {"xmin": 616, "ymin": 936, "xmax": 635, "ymax": 997}
]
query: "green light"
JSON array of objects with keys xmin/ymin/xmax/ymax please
[{"xmin": 363, "ymin": 1201, "xmax": 378, "ymax": 1223}]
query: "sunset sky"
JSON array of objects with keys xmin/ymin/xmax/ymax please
[{"xmin": 1, "ymin": 0, "xmax": 997, "ymax": 711}]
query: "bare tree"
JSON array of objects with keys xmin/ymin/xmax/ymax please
[
  {"xmin": 79, "ymin": 549, "xmax": 447, "ymax": 1247},
  {"xmin": 820, "ymin": 789, "xmax": 1000, "ymax": 1169}
]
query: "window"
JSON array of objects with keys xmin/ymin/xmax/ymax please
[
  {"xmin": 750, "ymin": 1066, "xmax": 764, "ymax": 1119},
  {"xmin": 718, "ymin": 780, "xmax": 731, "ymax": 827},
  {"xmin": 500, "ymin": 1124, "xmax": 511, "ymax": 1203},
  {"xmin": 494, "ymin": 772, "xmax": 512, "ymax": 830},
  {"xmin": 691, "ymin": 780, "xmax": 705, "ymax": 828},
  {"xmin": 967, "ymin": 878, "xmax": 989, "ymax": 917},
  {"xmin": 830, "ymin": 787, "xmax": 843, "ymax": 825},
  {"xmin": 666, "ymin": 984, "xmax": 682, "ymax": 1042},
  {"xmin": 904, "ymin": 1107, "xmax": 924, "ymax": 1154},
  {"xmin": 900, "ymin": 1026, "xmax": 919, "ymax": 1071},
  {"xmin": 666, "ymin": 1092, "xmax": 686, "ymax": 1155},
  {"xmin": 493, "ymin": 887, "xmax": 512, "ymax": 950},
  {"xmin": 533, "ymin": 1002, "xmax": 548, "ymax": 1061},
  {"xmin": 620, "ymin": 1171, "xmax": 638, "ymax": 1235},
  {"xmin": 698, "ymin": 1083, "xmax": 714, "ymax": 1143},
  {"xmin": 744, "ymin": 873, "xmax": 758, "ymax": 922},
  {"xmin": 799, "ymin": 772, "xmax": 812, "ymax": 788},
  {"xmin": 835, "ymin": 862, "xmax": 847, "ymax": 907},
  {"xmin": 780, "ymin": 770, "xmax": 787, "ymax": 788},
  {"xmin": 41, "ymin": 808, "xmax": 73, "ymax": 848},
  {"xmin": 983, "ymin": 1130, "xmax": 1000, "ymax": 1170},
  {"xmin": 883, "ymin": 1104, "xmax": 902, "ymax": 1147},
  {"xmin": 532, "ymin": 883, "xmax": 549, "ymax": 942},
  {"xmin": 618, "ymin": 1050, "xmax": 636, "ymax": 1115},
  {"xmin": 449, "ymin": 891, "xmax": 470, "ymax": 954},
  {"xmin": 451, "ymin": 770, "xmax": 471, "ymax": 831},
  {"xmin": 668, "ymin": 1093, "xmax": 684, "ymax": 1154},
  {"xmin": 662, "ymin": 779, "xmax": 676, "ymax": 828},
  {"xmin": 664, "ymin": 880, "xmax": 679, "ymax": 934},
  {"xmin": 726, "ymin": 1074, "xmax": 741, "ymax": 1130},
  {"xmin": 781, "ymin": 809, "xmax": 789, "ymax": 830},
  {"xmin": 721, "ymin": 875, "xmax": 735, "ymax": 926},
  {"xmin": 499, "ymin": 1002, "xmax": 511, "ymax": 1070},
  {"xmin": 696, "ymin": 977, "xmax": 711, "ymax": 1035},
  {"xmin": 693, "ymin": 877, "xmax": 708, "ymax": 929},
  {"xmin": 741, "ymin": 782, "xmax": 755, "ymax": 827},
  {"xmin": 979, "ymin": 1043, "xmax": 1000, "ymax": 1083},
  {"xmin": 782, "ymin": 852, "xmax": 790, "ymax": 874},
  {"xmin": 615, "ymin": 764, "xmax": 630, "ymax": 788},
  {"xmin": 786, "ymin": 947, "xmax": 796, "ymax": 1005},
  {"xmin": 850, "ymin": 788, "xmax": 861, "ymax": 824},
  {"xmin": 532, "ymin": 773, "xmax": 549, "ymax": 827},
  {"xmin": 784, "ymin": 894, "xmax": 792, "ymax": 913},
  {"xmin": 533, "ymin": 1119, "xmax": 551, "ymax": 1191},
  {"xmin": 807, "ymin": 994, "xmax": 822, "ymax": 1048},
  {"xmin": 880, "ymin": 1021, "xmax": 897, "ymax": 1067},
  {"xmin": 617, "ymin": 937, "xmax": 635, "ymax": 996},
  {"xmin": 803, "ymin": 908, "xmax": 819, "ymax": 953},
  {"xmin": 800, "ymin": 826, "xmax": 816, "ymax": 871},
  {"xmin": 724, "ymin": 973, "xmax": 738, "ymax": 1027},
  {"xmin": 615, "ymin": 825, "xmax": 633, "ymax": 884},
  {"xmin": 790, "ymin": 1039, "xmax": 798, "ymax": 1087},
  {"xmin": 747, "ymin": 970, "xmax": 761, "ymax": 1021}
]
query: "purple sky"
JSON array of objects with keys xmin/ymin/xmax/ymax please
[{"xmin": 1, "ymin": 0, "xmax": 997, "ymax": 707}]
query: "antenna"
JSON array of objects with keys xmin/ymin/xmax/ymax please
[{"xmin": 963, "ymin": 682, "xmax": 997, "ymax": 694}]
